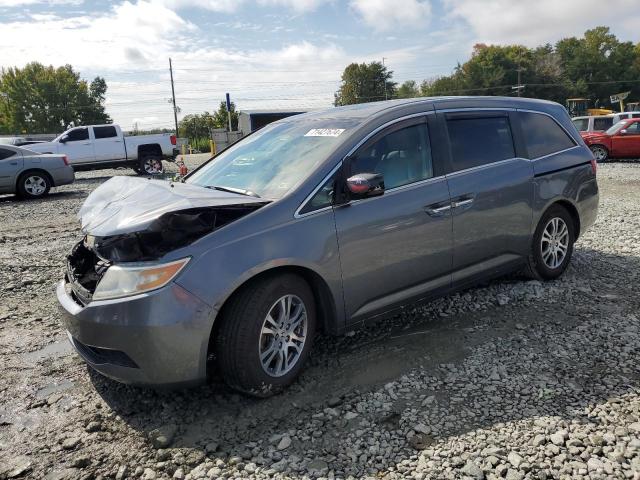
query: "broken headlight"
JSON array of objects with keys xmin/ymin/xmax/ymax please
[{"xmin": 92, "ymin": 258, "xmax": 190, "ymax": 301}]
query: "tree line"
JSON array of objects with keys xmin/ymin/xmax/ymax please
[
  {"xmin": 0, "ymin": 62, "xmax": 110, "ymax": 135},
  {"xmin": 335, "ymin": 27, "xmax": 640, "ymax": 112}
]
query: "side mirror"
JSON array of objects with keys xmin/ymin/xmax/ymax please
[
  {"xmin": 59, "ymin": 136, "xmax": 68, "ymax": 143},
  {"xmin": 346, "ymin": 173, "xmax": 385, "ymax": 200},
  {"xmin": 619, "ymin": 129, "xmax": 628, "ymax": 135}
]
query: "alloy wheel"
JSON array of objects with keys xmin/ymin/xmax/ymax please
[
  {"xmin": 590, "ymin": 146, "xmax": 607, "ymax": 162},
  {"xmin": 259, "ymin": 294, "xmax": 308, "ymax": 377},
  {"xmin": 24, "ymin": 176, "xmax": 47, "ymax": 196},
  {"xmin": 541, "ymin": 217, "xmax": 569, "ymax": 269},
  {"xmin": 143, "ymin": 158, "xmax": 163, "ymax": 175}
]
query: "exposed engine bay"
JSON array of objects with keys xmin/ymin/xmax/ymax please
[{"xmin": 66, "ymin": 176, "xmax": 270, "ymax": 302}]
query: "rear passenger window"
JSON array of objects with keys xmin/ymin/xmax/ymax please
[
  {"xmin": 593, "ymin": 117, "xmax": 613, "ymax": 131},
  {"xmin": 350, "ymin": 122, "xmax": 433, "ymax": 190},
  {"xmin": 446, "ymin": 116, "xmax": 515, "ymax": 171},
  {"xmin": 94, "ymin": 126, "xmax": 117, "ymax": 139},
  {"xmin": 520, "ymin": 112, "xmax": 575, "ymax": 159}
]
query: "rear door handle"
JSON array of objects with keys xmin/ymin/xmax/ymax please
[{"xmin": 424, "ymin": 203, "xmax": 452, "ymax": 216}]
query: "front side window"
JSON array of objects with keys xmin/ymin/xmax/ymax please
[
  {"xmin": 350, "ymin": 122, "xmax": 433, "ymax": 190},
  {"xmin": 593, "ymin": 117, "xmax": 613, "ymax": 131},
  {"xmin": 0, "ymin": 148, "xmax": 16, "ymax": 160},
  {"xmin": 606, "ymin": 121, "xmax": 628, "ymax": 135},
  {"xmin": 299, "ymin": 173, "xmax": 336, "ymax": 215},
  {"xmin": 623, "ymin": 122, "xmax": 640, "ymax": 135},
  {"xmin": 447, "ymin": 115, "xmax": 515, "ymax": 171},
  {"xmin": 520, "ymin": 112, "xmax": 575, "ymax": 159},
  {"xmin": 94, "ymin": 126, "xmax": 117, "ymax": 139},
  {"xmin": 187, "ymin": 120, "xmax": 356, "ymax": 199},
  {"xmin": 63, "ymin": 128, "xmax": 89, "ymax": 142}
]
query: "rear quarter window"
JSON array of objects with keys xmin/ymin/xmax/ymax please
[
  {"xmin": 520, "ymin": 112, "xmax": 576, "ymax": 159},
  {"xmin": 0, "ymin": 148, "xmax": 16, "ymax": 160}
]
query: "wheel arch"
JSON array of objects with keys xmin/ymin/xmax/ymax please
[
  {"xmin": 138, "ymin": 143, "xmax": 162, "ymax": 158},
  {"xmin": 541, "ymin": 199, "xmax": 581, "ymax": 240},
  {"xmin": 206, "ymin": 264, "xmax": 339, "ymax": 367},
  {"xmin": 16, "ymin": 168, "xmax": 54, "ymax": 189}
]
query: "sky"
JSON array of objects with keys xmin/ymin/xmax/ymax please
[{"xmin": 1, "ymin": 0, "xmax": 639, "ymax": 131}]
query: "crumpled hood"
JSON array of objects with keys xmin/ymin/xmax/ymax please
[{"xmin": 79, "ymin": 176, "xmax": 268, "ymax": 237}]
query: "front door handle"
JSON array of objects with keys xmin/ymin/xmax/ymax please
[
  {"xmin": 424, "ymin": 203, "xmax": 452, "ymax": 216},
  {"xmin": 452, "ymin": 198, "xmax": 474, "ymax": 208}
]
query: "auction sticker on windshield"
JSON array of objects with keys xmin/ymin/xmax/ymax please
[{"xmin": 304, "ymin": 129, "xmax": 345, "ymax": 137}]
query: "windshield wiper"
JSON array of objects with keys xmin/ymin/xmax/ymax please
[{"xmin": 205, "ymin": 185, "xmax": 261, "ymax": 198}]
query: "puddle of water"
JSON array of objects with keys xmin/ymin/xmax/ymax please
[
  {"xmin": 35, "ymin": 379, "xmax": 76, "ymax": 399},
  {"xmin": 22, "ymin": 338, "xmax": 72, "ymax": 364}
]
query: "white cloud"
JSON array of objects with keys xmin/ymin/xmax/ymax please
[
  {"xmin": 0, "ymin": 0, "xmax": 80, "ymax": 5},
  {"xmin": 152, "ymin": 0, "xmax": 328, "ymax": 12},
  {"xmin": 0, "ymin": 1, "xmax": 194, "ymax": 70},
  {"xmin": 256, "ymin": 0, "xmax": 329, "ymax": 12},
  {"xmin": 152, "ymin": 0, "xmax": 241, "ymax": 12},
  {"xmin": 349, "ymin": 0, "xmax": 431, "ymax": 31},
  {"xmin": 0, "ymin": 0, "xmax": 429, "ymax": 129},
  {"xmin": 444, "ymin": 0, "xmax": 640, "ymax": 46}
]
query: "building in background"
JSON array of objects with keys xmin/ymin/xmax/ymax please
[{"xmin": 237, "ymin": 109, "xmax": 307, "ymax": 135}]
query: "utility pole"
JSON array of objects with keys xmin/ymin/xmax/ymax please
[
  {"xmin": 382, "ymin": 57, "xmax": 388, "ymax": 100},
  {"xmin": 512, "ymin": 67, "xmax": 525, "ymax": 97},
  {"xmin": 169, "ymin": 58, "xmax": 179, "ymax": 135}
]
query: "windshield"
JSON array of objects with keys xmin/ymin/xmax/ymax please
[
  {"xmin": 572, "ymin": 118, "xmax": 588, "ymax": 132},
  {"xmin": 187, "ymin": 119, "xmax": 356, "ymax": 199},
  {"xmin": 605, "ymin": 121, "xmax": 628, "ymax": 136}
]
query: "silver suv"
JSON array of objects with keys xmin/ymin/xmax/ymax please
[{"xmin": 57, "ymin": 97, "xmax": 599, "ymax": 396}]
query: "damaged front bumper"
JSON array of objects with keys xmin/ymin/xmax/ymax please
[{"xmin": 57, "ymin": 277, "xmax": 214, "ymax": 387}]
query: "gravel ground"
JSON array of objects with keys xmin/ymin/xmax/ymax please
[{"xmin": 0, "ymin": 157, "xmax": 639, "ymax": 480}]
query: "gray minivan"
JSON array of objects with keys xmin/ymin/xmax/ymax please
[{"xmin": 57, "ymin": 97, "xmax": 599, "ymax": 396}]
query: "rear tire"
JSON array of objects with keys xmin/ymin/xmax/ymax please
[
  {"xmin": 138, "ymin": 156, "xmax": 164, "ymax": 175},
  {"xmin": 17, "ymin": 172, "xmax": 51, "ymax": 199},
  {"xmin": 524, "ymin": 205, "xmax": 575, "ymax": 280},
  {"xmin": 215, "ymin": 274, "xmax": 316, "ymax": 397},
  {"xmin": 590, "ymin": 145, "xmax": 609, "ymax": 162}
]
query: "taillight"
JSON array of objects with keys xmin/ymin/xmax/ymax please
[
  {"xmin": 62, "ymin": 155, "xmax": 69, "ymax": 166},
  {"xmin": 170, "ymin": 135, "xmax": 176, "ymax": 145},
  {"xmin": 590, "ymin": 159, "xmax": 597, "ymax": 175}
]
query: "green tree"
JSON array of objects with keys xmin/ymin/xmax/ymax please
[
  {"xmin": 0, "ymin": 62, "xmax": 110, "ymax": 134},
  {"xmin": 334, "ymin": 62, "xmax": 396, "ymax": 106},
  {"xmin": 556, "ymin": 26, "xmax": 640, "ymax": 108},
  {"xmin": 417, "ymin": 27, "xmax": 640, "ymax": 111},
  {"xmin": 179, "ymin": 112, "xmax": 215, "ymax": 139},
  {"xmin": 396, "ymin": 80, "xmax": 420, "ymax": 99},
  {"xmin": 211, "ymin": 101, "xmax": 238, "ymax": 131}
]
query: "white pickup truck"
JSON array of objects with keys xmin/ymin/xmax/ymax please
[{"xmin": 29, "ymin": 124, "xmax": 179, "ymax": 175}]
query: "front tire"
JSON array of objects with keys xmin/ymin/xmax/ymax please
[
  {"xmin": 215, "ymin": 274, "xmax": 316, "ymax": 397},
  {"xmin": 525, "ymin": 205, "xmax": 575, "ymax": 280},
  {"xmin": 17, "ymin": 172, "xmax": 51, "ymax": 199},
  {"xmin": 590, "ymin": 145, "xmax": 609, "ymax": 162}
]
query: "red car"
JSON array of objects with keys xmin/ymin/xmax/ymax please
[{"xmin": 581, "ymin": 118, "xmax": 640, "ymax": 161}]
